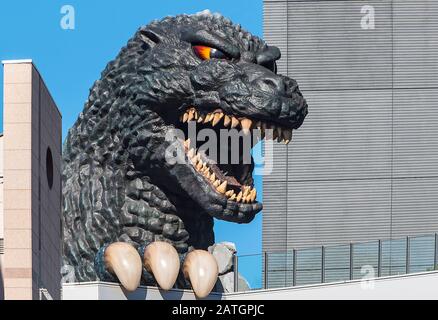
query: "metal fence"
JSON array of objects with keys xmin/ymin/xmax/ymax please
[{"xmin": 236, "ymin": 234, "xmax": 438, "ymax": 291}]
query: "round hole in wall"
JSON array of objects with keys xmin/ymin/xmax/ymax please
[{"xmin": 46, "ymin": 147, "xmax": 54, "ymax": 190}]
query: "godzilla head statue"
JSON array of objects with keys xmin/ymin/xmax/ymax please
[{"xmin": 62, "ymin": 11, "xmax": 307, "ymax": 296}]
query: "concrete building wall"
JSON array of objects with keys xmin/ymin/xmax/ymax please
[
  {"xmin": 0, "ymin": 135, "xmax": 4, "ymax": 299},
  {"xmin": 2, "ymin": 60, "xmax": 61, "ymax": 300},
  {"xmin": 263, "ymin": 0, "xmax": 438, "ymax": 286}
]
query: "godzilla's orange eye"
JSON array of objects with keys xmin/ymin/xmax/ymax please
[{"xmin": 193, "ymin": 45, "xmax": 230, "ymax": 61}]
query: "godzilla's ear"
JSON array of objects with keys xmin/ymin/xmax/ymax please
[{"xmin": 139, "ymin": 27, "xmax": 163, "ymax": 48}]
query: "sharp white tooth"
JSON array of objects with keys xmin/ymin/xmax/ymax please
[
  {"xmin": 188, "ymin": 148, "xmax": 195, "ymax": 158},
  {"xmin": 194, "ymin": 110, "xmax": 198, "ymax": 120},
  {"xmin": 209, "ymin": 173, "xmax": 216, "ymax": 183},
  {"xmin": 183, "ymin": 112, "xmax": 189, "ymax": 123},
  {"xmin": 188, "ymin": 109, "xmax": 194, "ymax": 121},
  {"xmin": 205, "ymin": 171, "xmax": 211, "ymax": 179},
  {"xmin": 243, "ymin": 187, "xmax": 250, "ymax": 197},
  {"xmin": 207, "ymin": 113, "xmax": 215, "ymax": 123},
  {"xmin": 241, "ymin": 118, "xmax": 252, "ymax": 134},
  {"xmin": 184, "ymin": 138, "xmax": 191, "ymax": 150},
  {"xmin": 203, "ymin": 113, "xmax": 212, "ymax": 124},
  {"xmin": 183, "ymin": 250, "xmax": 218, "ymax": 299},
  {"xmin": 104, "ymin": 242, "xmax": 142, "ymax": 292},
  {"xmin": 212, "ymin": 113, "xmax": 224, "ymax": 126},
  {"xmin": 236, "ymin": 191, "xmax": 243, "ymax": 202},
  {"xmin": 250, "ymin": 189, "xmax": 257, "ymax": 202},
  {"xmin": 225, "ymin": 190, "xmax": 234, "ymax": 197},
  {"xmin": 213, "ymin": 179, "xmax": 221, "ymax": 187},
  {"xmin": 223, "ymin": 115, "xmax": 231, "ymax": 127},
  {"xmin": 143, "ymin": 241, "xmax": 180, "ymax": 291},
  {"xmin": 231, "ymin": 117, "xmax": 240, "ymax": 128},
  {"xmin": 229, "ymin": 194, "xmax": 236, "ymax": 201},
  {"xmin": 217, "ymin": 181, "xmax": 228, "ymax": 194},
  {"xmin": 197, "ymin": 114, "xmax": 204, "ymax": 123}
]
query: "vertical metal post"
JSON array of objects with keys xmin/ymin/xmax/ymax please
[
  {"xmin": 406, "ymin": 236, "xmax": 410, "ymax": 274},
  {"xmin": 264, "ymin": 251, "xmax": 268, "ymax": 289},
  {"xmin": 377, "ymin": 239, "xmax": 382, "ymax": 278},
  {"xmin": 233, "ymin": 254, "xmax": 239, "ymax": 292},
  {"xmin": 434, "ymin": 233, "xmax": 438, "ymax": 270},
  {"xmin": 349, "ymin": 243, "xmax": 354, "ymax": 281},
  {"xmin": 321, "ymin": 246, "xmax": 325, "ymax": 283},
  {"xmin": 292, "ymin": 249, "xmax": 297, "ymax": 287}
]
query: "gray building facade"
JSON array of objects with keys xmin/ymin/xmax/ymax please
[{"xmin": 263, "ymin": 0, "xmax": 438, "ymax": 286}]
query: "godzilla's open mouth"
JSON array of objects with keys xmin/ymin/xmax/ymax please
[{"xmin": 175, "ymin": 106, "xmax": 293, "ymax": 205}]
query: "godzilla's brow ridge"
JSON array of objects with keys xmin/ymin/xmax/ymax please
[{"xmin": 181, "ymin": 29, "xmax": 240, "ymax": 59}]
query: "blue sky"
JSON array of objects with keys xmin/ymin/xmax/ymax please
[{"xmin": 0, "ymin": 0, "xmax": 264, "ymax": 287}]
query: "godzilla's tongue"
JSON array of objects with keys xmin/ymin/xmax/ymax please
[
  {"xmin": 197, "ymin": 152, "xmax": 242, "ymax": 191},
  {"xmin": 209, "ymin": 163, "xmax": 241, "ymax": 188}
]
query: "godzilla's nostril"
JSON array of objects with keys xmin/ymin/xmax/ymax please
[
  {"xmin": 262, "ymin": 78, "xmax": 277, "ymax": 88},
  {"xmin": 258, "ymin": 76, "xmax": 287, "ymax": 95}
]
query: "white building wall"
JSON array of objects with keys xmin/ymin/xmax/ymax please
[{"xmin": 62, "ymin": 270, "xmax": 438, "ymax": 300}]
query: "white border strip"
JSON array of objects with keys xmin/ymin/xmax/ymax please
[{"xmin": 2, "ymin": 59, "xmax": 33, "ymax": 65}]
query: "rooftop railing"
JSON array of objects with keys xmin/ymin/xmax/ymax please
[{"xmin": 235, "ymin": 233, "xmax": 438, "ymax": 291}]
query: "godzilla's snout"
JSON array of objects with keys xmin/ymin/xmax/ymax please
[
  {"xmin": 280, "ymin": 75, "xmax": 308, "ymax": 129},
  {"xmin": 242, "ymin": 62, "xmax": 308, "ymax": 129}
]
